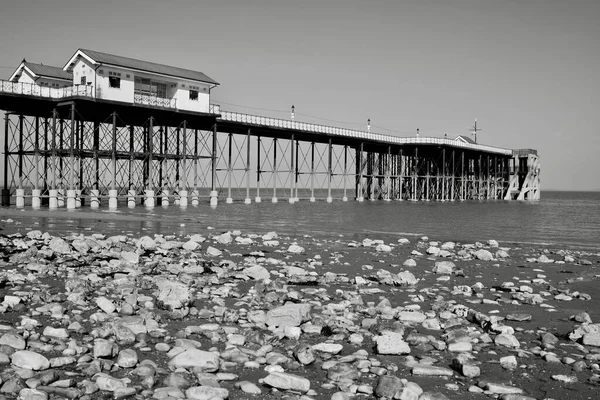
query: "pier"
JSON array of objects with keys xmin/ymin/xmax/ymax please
[{"xmin": 0, "ymin": 50, "xmax": 540, "ymax": 209}]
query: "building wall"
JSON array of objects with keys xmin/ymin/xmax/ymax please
[{"xmin": 70, "ymin": 58, "xmax": 210, "ymax": 112}]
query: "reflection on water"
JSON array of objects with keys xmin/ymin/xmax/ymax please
[{"xmin": 1, "ymin": 191, "xmax": 599, "ymax": 250}]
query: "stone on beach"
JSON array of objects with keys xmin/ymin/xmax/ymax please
[
  {"xmin": 433, "ymin": 261, "xmax": 455, "ymax": 274},
  {"xmin": 11, "ymin": 350, "xmax": 50, "ymax": 370},
  {"xmin": 375, "ymin": 332, "xmax": 411, "ymax": 355},
  {"xmin": 261, "ymin": 372, "xmax": 310, "ymax": 393},
  {"xmin": 266, "ymin": 303, "xmax": 311, "ymax": 327},
  {"xmin": 168, "ymin": 349, "xmax": 219, "ymax": 372}
]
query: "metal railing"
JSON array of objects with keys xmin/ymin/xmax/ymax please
[
  {"xmin": 0, "ymin": 80, "xmax": 93, "ymax": 99},
  {"xmin": 210, "ymin": 104, "xmax": 514, "ymax": 156},
  {"xmin": 512, "ymin": 149, "xmax": 538, "ymax": 156},
  {"xmin": 134, "ymin": 92, "xmax": 177, "ymax": 109}
]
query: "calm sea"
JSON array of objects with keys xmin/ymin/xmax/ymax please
[{"xmin": 1, "ymin": 191, "xmax": 599, "ymax": 251}]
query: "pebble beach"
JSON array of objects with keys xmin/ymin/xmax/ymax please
[{"xmin": 0, "ymin": 216, "xmax": 599, "ymax": 400}]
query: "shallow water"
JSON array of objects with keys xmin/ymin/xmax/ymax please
[{"xmin": 1, "ymin": 191, "xmax": 598, "ymax": 250}]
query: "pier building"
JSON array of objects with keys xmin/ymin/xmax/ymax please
[{"xmin": 0, "ymin": 49, "xmax": 540, "ymax": 209}]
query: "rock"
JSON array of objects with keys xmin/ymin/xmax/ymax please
[
  {"xmin": 485, "ymin": 383, "xmax": 523, "ymax": 394},
  {"xmin": 419, "ymin": 393, "xmax": 450, "ymax": 400},
  {"xmin": 215, "ymin": 233, "xmax": 233, "ymax": 244},
  {"xmin": 537, "ymin": 254, "xmax": 553, "ymax": 263},
  {"xmin": 96, "ymin": 296, "xmax": 116, "ymax": 314},
  {"xmin": 120, "ymin": 251, "xmax": 139, "ymax": 264},
  {"xmin": 117, "ymin": 349, "xmax": 138, "ymax": 368},
  {"xmin": 93, "ymin": 339, "xmax": 118, "ymax": 358},
  {"xmin": 167, "ymin": 349, "xmax": 219, "ymax": 372},
  {"xmin": 18, "ymin": 388, "xmax": 48, "ymax": 400},
  {"xmin": 376, "ymin": 244, "xmax": 392, "ymax": 252},
  {"xmin": 552, "ymin": 374, "xmax": 578, "ymax": 383},
  {"xmin": 206, "ymin": 246, "xmax": 222, "ymax": 257},
  {"xmin": 237, "ymin": 381, "xmax": 262, "ymax": 394},
  {"xmin": 185, "ymin": 386, "xmax": 229, "ymax": 399},
  {"xmin": 495, "ymin": 334, "xmax": 520, "ymax": 348},
  {"xmin": 403, "ymin": 259, "xmax": 417, "ymax": 267},
  {"xmin": 294, "ymin": 345, "xmax": 315, "ymax": 365},
  {"xmin": 182, "ymin": 240, "xmax": 200, "ymax": 251},
  {"xmin": 11, "ymin": 350, "xmax": 50, "ymax": 370},
  {"xmin": 266, "ymin": 303, "xmax": 311, "ymax": 328},
  {"xmin": 488, "ymin": 239, "xmax": 499, "ymax": 247},
  {"xmin": 374, "ymin": 375, "xmax": 404, "ymax": 398},
  {"xmin": 262, "ymin": 372, "xmax": 310, "ymax": 393},
  {"xmin": 375, "ymin": 332, "xmax": 411, "ymax": 355},
  {"xmin": 311, "ymin": 343, "xmax": 343, "ymax": 354},
  {"xmin": 155, "ymin": 278, "xmax": 191, "ymax": 309},
  {"xmin": 474, "ymin": 249, "xmax": 494, "ymax": 261},
  {"xmin": 0, "ymin": 333, "xmax": 26, "ymax": 349},
  {"xmin": 49, "ymin": 237, "xmax": 70, "ymax": 254},
  {"xmin": 242, "ymin": 265, "xmax": 270, "ymax": 280},
  {"xmin": 506, "ymin": 314, "xmax": 531, "ymax": 322},
  {"xmin": 137, "ymin": 236, "xmax": 157, "ymax": 250},
  {"xmin": 582, "ymin": 333, "xmax": 600, "ymax": 347},
  {"xmin": 433, "ymin": 261, "xmax": 455, "ymax": 274},
  {"xmin": 42, "ymin": 327, "xmax": 69, "ymax": 339},
  {"xmin": 327, "ymin": 363, "xmax": 360, "ymax": 382},
  {"xmin": 412, "ymin": 365, "xmax": 454, "ymax": 376},
  {"xmin": 500, "ymin": 355, "xmax": 517, "ymax": 370},
  {"xmin": 287, "ymin": 244, "xmax": 305, "ymax": 254},
  {"xmin": 94, "ymin": 374, "xmax": 126, "ymax": 392}
]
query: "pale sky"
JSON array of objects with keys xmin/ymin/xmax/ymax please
[{"xmin": 1, "ymin": 0, "xmax": 598, "ymax": 190}]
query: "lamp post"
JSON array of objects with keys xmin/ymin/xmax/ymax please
[
  {"xmin": 416, "ymin": 128, "xmax": 420, "ymax": 138},
  {"xmin": 291, "ymin": 105, "xmax": 295, "ymax": 121},
  {"xmin": 367, "ymin": 118, "xmax": 371, "ymax": 132}
]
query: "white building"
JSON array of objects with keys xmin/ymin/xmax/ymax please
[
  {"xmin": 9, "ymin": 60, "xmax": 72, "ymax": 88},
  {"xmin": 62, "ymin": 49, "xmax": 219, "ymax": 113}
]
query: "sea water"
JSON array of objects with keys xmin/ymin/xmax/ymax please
[{"xmin": 1, "ymin": 191, "xmax": 598, "ymax": 250}]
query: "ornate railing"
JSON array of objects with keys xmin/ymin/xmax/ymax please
[
  {"xmin": 134, "ymin": 92, "xmax": 177, "ymax": 109},
  {"xmin": 210, "ymin": 103, "xmax": 513, "ymax": 156},
  {"xmin": 0, "ymin": 80, "xmax": 93, "ymax": 99}
]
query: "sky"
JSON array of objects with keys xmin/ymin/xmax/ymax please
[{"xmin": 0, "ymin": 0, "xmax": 599, "ymax": 191}]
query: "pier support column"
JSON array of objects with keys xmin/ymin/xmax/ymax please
[
  {"xmin": 15, "ymin": 189, "xmax": 25, "ymax": 208},
  {"xmin": 127, "ymin": 189, "xmax": 136, "ymax": 208},
  {"xmin": 76, "ymin": 190, "xmax": 82, "ymax": 208},
  {"xmin": 90, "ymin": 190, "xmax": 100, "ymax": 208},
  {"xmin": 294, "ymin": 139, "xmax": 299, "ymax": 202},
  {"xmin": 399, "ymin": 148, "xmax": 404, "ymax": 201},
  {"xmin": 32, "ymin": 189, "xmax": 41, "ymax": 209},
  {"xmin": 162, "ymin": 190, "xmax": 170, "ymax": 206},
  {"xmin": 384, "ymin": 146, "xmax": 391, "ymax": 201},
  {"xmin": 67, "ymin": 103, "xmax": 76, "ymax": 210},
  {"xmin": 145, "ymin": 190, "xmax": 155, "ymax": 208},
  {"xmin": 310, "ymin": 142, "xmax": 316, "ymax": 202},
  {"xmin": 1, "ymin": 114, "xmax": 9, "ymax": 206},
  {"xmin": 289, "ymin": 135, "xmax": 295, "ymax": 203},
  {"xmin": 342, "ymin": 145, "xmax": 348, "ymax": 201},
  {"xmin": 108, "ymin": 189, "xmax": 118, "ymax": 209},
  {"xmin": 191, "ymin": 190, "xmax": 199, "ymax": 206},
  {"xmin": 272, "ymin": 138, "xmax": 278, "ymax": 203},
  {"xmin": 327, "ymin": 138, "xmax": 333, "ymax": 203},
  {"xmin": 180, "ymin": 190, "xmax": 188, "ymax": 207},
  {"xmin": 210, "ymin": 123, "xmax": 218, "ymax": 206},
  {"xmin": 66, "ymin": 190, "xmax": 76, "ymax": 209},
  {"xmin": 255, "ymin": 136, "xmax": 261, "ymax": 203},
  {"xmin": 192, "ymin": 129, "xmax": 199, "ymax": 206},
  {"xmin": 49, "ymin": 189, "xmax": 58, "ymax": 209},
  {"xmin": 226, "ymin": 132, "xmax": 233, "ymax": 204},
  {"xmin": 245, "ymin": 129, "xmax": 251, "ymax": 204},
  {"xmin": 357, "ymin": 143, "xmax": 364, "ymax": 202}
]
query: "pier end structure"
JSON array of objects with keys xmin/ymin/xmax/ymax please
[{"xmin": 0, "ymin": 49, "xmax": 539, "ymax": 207}]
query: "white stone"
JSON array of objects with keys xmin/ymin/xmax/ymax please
[
  {"xmin": 96, "ymin": 296, "xmax": 116, "ymax": 314},
  {"xmin": 242, "ymin": 265, "xmax": 270, "ymax": 280},
  {"xmin": 185, "ymin": 386, "xmax": 229, "ymax": 400},
  {"xmin": 167, "ymin": 349, "xmax": 219, "ymax": 372},
  {"xmin": 11, "ymin": 350, "xmax": 50, "ymax": 370},
  {"xmin": 262, "ymin": 372, "xmax": 310, "ymax": 393},
  {"xmin": 266, "ymin": 303, "xmax": 311, "ymax": 328},
  {"xmin": 375, "ymin": 332, "xmax": 411, "ymax": 355},
  {"xmin": 206, "ymin": 246, "xmax": 222, "ymax": 256},
  {"xmin": 287, "ymin": 244, "xmax": 305, "ymax": 254},
  {"xmin": 311, "ymin": 343, "xmax": 343, "ymax": 354}
]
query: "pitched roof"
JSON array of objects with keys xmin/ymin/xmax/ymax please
[
  {"xmin": 455, "ymin": 135, "xmax": 476, "ymax": 144},
  {"xmin": 10, "ymin": 61, "xmax": 72, "ymax": 82},
  {"xmin": 73, "ymin": 49, "xmax": 219, "ymax": 85},
  {"xmin": 25, "ymin": 62, "xmax": 72, "ymax": 81}
]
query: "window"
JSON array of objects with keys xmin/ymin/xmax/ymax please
[
  {"xmin": 189, "ymin": 90, "xmax": 198, "ymax": 101},
  {"xmin": 99, "ymin": 70, "xmax": 104, "ymax": 75},
  {"xmin": 81, "ymin": 76, "xmax": 86, "ymax": 85},
  {"xmin": 135, "ymin": 77, "xmax": 167, "ymax": 97},
  {"xmin": 109, "ymin": 76, "xmax": 121, "ymax": 88}
]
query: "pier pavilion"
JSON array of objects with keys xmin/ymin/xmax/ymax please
[{"xmin": 0, "ymin": 49, "xmax": 540, "ymax": 209}]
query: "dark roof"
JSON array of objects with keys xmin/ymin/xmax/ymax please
[
  {"xmin": 24, "ymin": 62, "xmax": 72, "ymax": 81},
  {"xmin": 77, "ymin": 49, "xmax": 219, "ymax": 85},
  {"xmin": 455, "ymin": 135, "xmax": 476, "ymax": 144}
]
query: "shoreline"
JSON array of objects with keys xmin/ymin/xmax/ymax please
[{"xmin": 0, "ymin": 219, "xmax": 599, "ymax": 399}]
